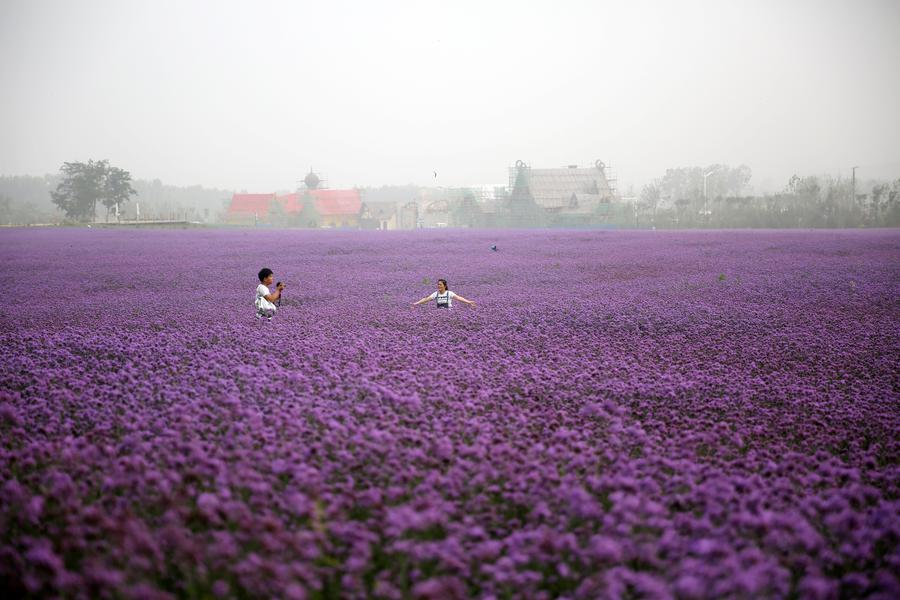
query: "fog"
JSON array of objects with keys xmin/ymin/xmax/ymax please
[{"xmin": 2, "ymin": 0, "xmax": 899, "ymax": 193}]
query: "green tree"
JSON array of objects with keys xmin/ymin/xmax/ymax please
[
  {"xmin": 300, "ymin": 192, "xmax": 321, "ymax": 228},
  {"xmin": 888, "ymin": 178, "xmax": 900, "ymax": 227},
  {"xmin": 268, "ymin": 197, "xmax": 288, "ymax": 226},
  {"xmin": 504, "ymin": 167, "xmax": 546, "ymax": 227},
  {"xmin": 102, "ymin": 166, "xmax": 137, "ymax": 222},
  {"xmin": 451, "ymin": 190, "xmax": 482, "ymax": 228},
  {"xmin": 0, "ymin": 194, "xmax": 11, "ymax": 225},
  {"xmin": 639, "ymin": 181, "xmax": 662, "ymax": 225},
  {"xmin": 871, "ymin": 183, "xmax": 890, "ymax": 224},
  {"xmin": 50, "ymin": 160, "xmax": 136, "ymax": 223},
  {"xmin": 51, "ymin": 160, "xmax": 105, "ymax": 222},
  {"xmin": 785, "ymin": 174, "xmax": 822, "ymax": 227}
]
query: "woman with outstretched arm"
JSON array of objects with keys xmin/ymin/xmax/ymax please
[{"xmin": 412, "ymin": 278, "xmax": 476, "ymax": 309}]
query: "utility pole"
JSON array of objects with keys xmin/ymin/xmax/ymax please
[
  {"xmin": 851, "ymin": 165, "xmax": 859, "ymax": 206},
  {"xmin": 703, "ymin": 167, "xmax": 719, "ymax": 223}
]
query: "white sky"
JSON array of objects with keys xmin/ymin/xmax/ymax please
[{"xmin": 1, "ymin": 0, "xmax": 899, "ymax": 193}]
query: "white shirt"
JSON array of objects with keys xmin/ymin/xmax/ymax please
[
  {"xmin": 429, "ymin": 290, "xmax": 456, "ymax": 308},
  {"xmin": 255, "ymin": 284, "xmax": 277, "ymax": 311}
]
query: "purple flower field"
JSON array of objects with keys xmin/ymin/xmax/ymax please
[{"xmin": 1, "ymin": 228, "xmax": 898, "ymax": 599}]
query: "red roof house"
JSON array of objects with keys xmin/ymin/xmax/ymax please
[
  {"xmin": 310, "ymin": 190, "xmax": 361, "ymax": 217},
  {"xmin": 227, "ymin": 193, "xmax": 277, "ymax": 222},
  {"xmin": 276, "ymin": 192, "xmax": 303, "ymax": 214},
  {"xmin": 227, "ymin": 189, "xmax": 362, "ymax": 227}
]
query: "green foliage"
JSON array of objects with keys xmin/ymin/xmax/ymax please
[
  {"xmin": 268, "ymin": 198, "xmax": 288, "ymax": 226},
  {"xmin": 451, "ymin": 190, "xmax": 483, "ymax": 228},
  {"xmin": 0, "ymin": 194, "xmax": 11, "ymax": 224},
  {"xmin": 102, "ymin": 165, "xmax": 137, "ymax": 216},
  {"xmin": 50, "ymin": 160, "xmax": 137, "ymax": 223},
  {"xmin": 300, "ymin": 191, "xmax": 321, "ymax": 228},
  {"xmin": 505, "ymin": 168, "xmax": 548, "ymax": 228},
  {"xmin": 631, "ymin": 168, "xmax": 900, "ymax": 229}
]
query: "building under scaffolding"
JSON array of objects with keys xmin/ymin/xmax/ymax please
[
  {"xmin": 418, "ymin": 186, "xmax": 505, "ymax": 228},
  {"xmin": 506, "ymin": 160, "xmax": 617, "ymax": 226}
]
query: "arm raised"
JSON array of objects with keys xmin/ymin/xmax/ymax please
[
  {"xmin": 453, "ymin": 294, "xmax": 476, "ymax": 307},
  {"xmin": 264, "ymin": 283, "xmax": 285, "ymax": 303}
]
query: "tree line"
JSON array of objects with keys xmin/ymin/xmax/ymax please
[
  {"xmin": 0, "ymin": 165, "xmax": 231, "ymax": 225},
  {"xmin": 1, "ymin": 161, "xmax": 899, "ymax": 228},
  {"xmin": 638, "ymin": 166, "xmax": 900, "ymax": 228}
]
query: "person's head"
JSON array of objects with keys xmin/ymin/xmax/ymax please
[
  {"xmin": 258, "ymin": 268, "xmax": 274, "ymax": 285},
  {"xmin": 437, "ymin": 279, "xmax": 448, "ymax": 292}
]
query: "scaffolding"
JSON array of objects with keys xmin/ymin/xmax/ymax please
[{"xmin": 508, "ymin": 159, "xmax": 616, "ymax": 211}]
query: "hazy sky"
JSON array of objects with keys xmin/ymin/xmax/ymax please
[{"xmin": 2, "ymin": 0, "xmax": 899, "ymax": 193}]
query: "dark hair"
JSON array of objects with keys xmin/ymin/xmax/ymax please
[
  {"xmin": 258, "ymin": 268, "xmax": 273, "ymax": 282},
  {"xmin": 438, "ymin": 278, "xmax": 448, "ymax": 290}
]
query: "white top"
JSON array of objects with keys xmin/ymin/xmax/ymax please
[
  {"xmin": 429, "ymin": 290, "xmax": 456, "ymax": 308},
  {"xmin": 255, "ymin": 284, "xmax": 276, "ymax": 311}
]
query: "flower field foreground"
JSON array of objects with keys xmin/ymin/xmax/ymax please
[{"xmin": 1, "ymin": 228, "xmax": 898, "ymax": 599}]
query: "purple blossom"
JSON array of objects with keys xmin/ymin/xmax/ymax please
[{"xmin": 0, "ymin": 228, "xmax": 898, "ymax": 598}]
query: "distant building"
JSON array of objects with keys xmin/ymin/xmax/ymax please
[
  {"xmin": 505, "ymin": 160, "xmax": 616, "ymax": 226},
  {"xmin": 512, "ymin": 160, "xmax": 615, "ymax": 208},
  {"xmin": 360, "ymin": 200, "xmax": 399, "ymax": 230},
  {"xmin": 226, "ymin": 189, "xmax": 361, "ymax": 228},
  {"xmin": 449, "ymin": 186, "xmax": 509, "ymax": 228},
  {"xmin": 478, "ymin": 198, "xmax": 502, "ymax": 228},
  {"xmin": 225, "ymin": 162, "xmax": 618, "ymax": 229},
  {"xmin": 421, "ymin": 197, "xmax": 452, "ymax": 228},
  {"xmin": 398, "ymin": 201, "xmax": 419, "ymax": 230},
  {"xmin": 226, "ymin": 193, "xmax": 277, "ymax": 225},
  {"xmin": 278, "ymin": 189, "xmax": 361, "ymax": 228}
]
